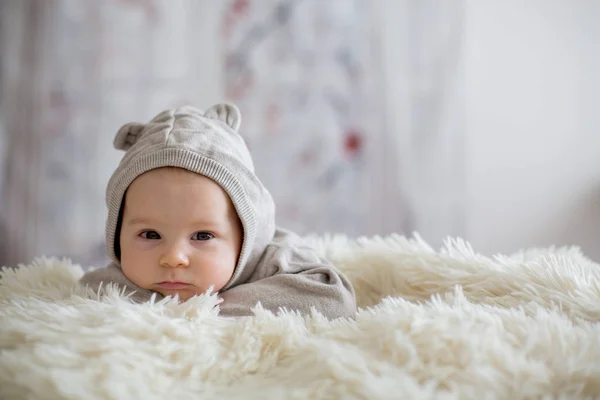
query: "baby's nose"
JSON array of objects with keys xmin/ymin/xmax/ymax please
[{"xmin": 159, "ymin": 244, "xmax": 190, "ymax": 268}]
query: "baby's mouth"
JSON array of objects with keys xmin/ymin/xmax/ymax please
[{"xmin": 157, "ymin": 282, "xmax": 190, "ymax": 290}]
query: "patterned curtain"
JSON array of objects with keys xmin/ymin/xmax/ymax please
[
  {"xmin": 221, "ymin": 0, "xmax": 465, "ymax": 241},
  {"xmin": 222, "ymin": 0, "xmax": 393, "ymax": 237}
]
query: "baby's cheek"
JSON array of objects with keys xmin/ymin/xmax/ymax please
[
  {"xmin": 190, "ymin": 264, "xmax": 232, "ymax": 293},
  {"xmin": 211, "ymin": 263, "xmax": 236, "ymax": 290},
  {"xmin": 121, "ymin": 259, "xmax": 153, "ymax": 288},
  {"xmin": 121, "ymin": 266, "xmax": 141, "ymax": 286}
]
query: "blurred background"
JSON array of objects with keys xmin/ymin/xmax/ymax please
[{"xmin": 0, "ymin": 0, "xmax": 599, "ymax": 269}]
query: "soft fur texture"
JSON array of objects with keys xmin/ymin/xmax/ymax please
[{"xmin": 1, "ymin": 233, "xmax": 600, "ymax": 399}]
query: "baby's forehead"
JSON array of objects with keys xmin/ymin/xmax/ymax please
[
  {"xmin": 124, "ymin": 168, "xmax": 238, "ymax": 215},
  {"xmin": 130, "ymin": 167, "xmax": 223, "ymax": 191}
]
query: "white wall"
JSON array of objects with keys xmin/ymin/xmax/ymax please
[{"xmin": 465, "ymin": 0, "xmax": 600, "ymax": 260}]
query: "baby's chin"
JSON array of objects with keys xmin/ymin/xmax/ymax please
[{"xmin": 155, "ymin": 287, "xmax": 211, "ymax": 302}]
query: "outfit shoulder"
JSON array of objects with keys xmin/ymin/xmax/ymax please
[{"xmin": 218, "ymin": 228, "xmax": 357, "ymax": 319}]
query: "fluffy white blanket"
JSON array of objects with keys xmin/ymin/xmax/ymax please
[{"xmin": 1, "ymin": 234, "xmax": 599, "ymax": 399}]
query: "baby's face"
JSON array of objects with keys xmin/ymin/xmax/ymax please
[{"xmin": 119, "ymin": 167, "xmax": 243, "ymax": 301}]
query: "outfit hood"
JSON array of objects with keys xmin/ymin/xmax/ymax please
[{"xmin": 105, "ymin": 103, "xmax": 276, "ymax": 290}]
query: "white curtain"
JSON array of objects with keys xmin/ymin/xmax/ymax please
[
  {"xmin": 375, "ymin": 0, "xmax": 466, "ymax": 244},
  {"xmin": 0, "ymin": 0, "xmax": 465, "ymax": 267},
  {"xmin": 0, "ymin": 0, "xmax": 225, "ymax": 267}
]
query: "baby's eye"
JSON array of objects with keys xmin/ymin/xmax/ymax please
[
  {"xmin": 140, "ymin": 231, "xmax": 161, "ymax": 240},
  {"xmin": 192, "ymin": 232, "xmax": 214, "ymax": 241}
]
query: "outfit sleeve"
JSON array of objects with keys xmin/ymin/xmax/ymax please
[
  {"xmin": 218, "ymin": 243, "xmax": 357, "ymax": 319},
  {"xmin": 79, "ymin": 262, "xmax": 161, "ymax": 303}
]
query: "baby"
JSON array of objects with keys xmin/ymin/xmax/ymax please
[{"xmin": 80, "ymin": 103, "xmax": 356, "ymax": 319}]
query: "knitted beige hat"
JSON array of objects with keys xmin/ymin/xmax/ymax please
[{"xmin": 105, "ymin": 103, "xmax": 276, "ymax": 290}]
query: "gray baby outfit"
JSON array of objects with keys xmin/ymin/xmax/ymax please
[{"xmin": 80, "ymin": 103, "xmax": 356, "ymax": 319}]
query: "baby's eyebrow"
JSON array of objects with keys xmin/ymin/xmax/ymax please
[
  {"xmin": 126, "ymin": 217, "xmax": 221, "ymax": 228},
  {"xmin": 188, "ymin": 219, "xmax": 222, "ymax": 228},
  {"xmin": 126, "ymin": 217, "xmax": 156, "ymax": 226}
]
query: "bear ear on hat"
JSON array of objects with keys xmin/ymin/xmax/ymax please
[
  {"xmin": 204, "ymin": 103, "xmax": 241, "ymax": 132},
  {"xmin": 113, "ymin": 122, "xmax": 145, "ymax": 151}
]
